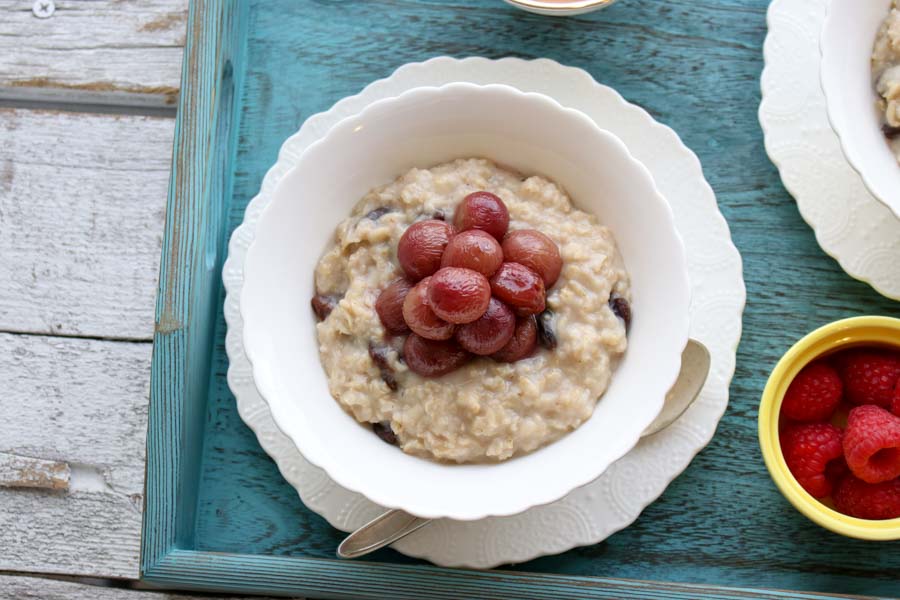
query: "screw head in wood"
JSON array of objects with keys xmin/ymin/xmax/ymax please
[{"xmin": 32, "ymin": 0, "xmax": 55, "ymax": 18}]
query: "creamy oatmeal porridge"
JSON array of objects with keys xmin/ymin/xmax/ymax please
[
  {"xmin": 873, "ymin": 0, "xmax": 900, "ymax": 161},
  {"xmin": 312, "ymin": 158, "xmax": 630, "ymax": 463}
]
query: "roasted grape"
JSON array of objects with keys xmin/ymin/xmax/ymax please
[
  {"xmin": 456, "ymin": 297, "xmax": 516, "ymax": 355},
  {"xmin": 427, "ymin": 267, "xmax": 492, "ymax": 324},
  {"xmin": 375, "ymin": 278, "xmax": 413, "ymax": 334},
  {"xmin": 492, "ymin": 315, "xmax": 538, "ymax": 362},
  {"xmin": 402, "ymin": 277, "xmax": 455, "ymax": 340},
  {"xmin": 440, "ymin": 229, "xmax": 503, "ymax": 277},
  {"xmin": 453, "ymin": 191, "xmax": 509, "ymax": 240},
  {"xmin": 489, "ymin": 262, "xmax": 546, "ymax": 315},
  {"xmin": 501, "ymin": 229, "xmax": 562, "ymax": 288},
  {"xmin": 403, "ymin": 334, "xmax": 470, "ymax": 377},
  {"xmin": 397, "ymin": 219, "xmax": 454, "ymax": 280}
]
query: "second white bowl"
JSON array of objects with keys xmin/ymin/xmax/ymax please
[
  {"xmin": 241, "ymin": 83, "xmax": 690, "ymax": 520},
  {"xmin": 821, "ymin": 0, "xmax": 900, "ymax": 220}
]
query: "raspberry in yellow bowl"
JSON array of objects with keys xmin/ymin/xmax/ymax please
[{"xmin": 759, "ymin": 316, "xmax": 900, "ymax": 540}]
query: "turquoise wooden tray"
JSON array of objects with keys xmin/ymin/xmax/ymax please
[{"xmin": 143, "ymin": 1, "xmax": 900, "ymax": 598}]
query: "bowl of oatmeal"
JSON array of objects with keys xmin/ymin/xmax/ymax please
[
  {"xmin": 241, "ymin": 83, "xmax": 690, "ymax": 520},
  {"xmin": 821, "ymin": 0, "xmax": 900, "ymax": 219}
]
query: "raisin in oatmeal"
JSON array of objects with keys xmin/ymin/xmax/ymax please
[{"xmin": 312, "ymin": 158, "xmax": 630, "ymax": 463}]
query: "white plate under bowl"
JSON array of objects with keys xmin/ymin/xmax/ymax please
[
  {"xmin": 240, "ymin": 82, "xmax": 690, "ymax": 522},
  {"xmin": 821, "ymin": 0, "xmax": 900, "ymax": 220},
  {"xmin": 761, "ymin": 0, "xmax": 900, "ymax": 300},
  {"xmin": 224, "ymin": 56, "xmax": 745, "ymax": 567}
]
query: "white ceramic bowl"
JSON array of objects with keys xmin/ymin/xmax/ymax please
[
  {"xmin": 241, "ymin": 83, "xmax": 691, "ymax": 521},
  {"xmin": 821, "ymin": 0, "xmax": 900, "ymax": 220},
  {"xmin": 503, "ymin": 0, "xmax": 619, "ymax": 16}
]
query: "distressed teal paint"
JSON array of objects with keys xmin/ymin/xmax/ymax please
[
  {"xmin": 142, "ymin": 550, "xmax": 891, "ymax": 600},
  {"xmin": 144, "ymin": 0, "xmax": 248, "ymax": 574},
  {"xmin": 144, "ymin": 0, "xmax": 900, "ymax": 598}
]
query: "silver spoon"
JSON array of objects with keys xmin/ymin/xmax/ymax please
[{"xmin": 337, "ymin": 338, "xmax": 711, "ymax": 560}]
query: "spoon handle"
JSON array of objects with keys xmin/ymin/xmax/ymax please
[
  {"xmin": 641, "ymin": 339, "xmax": 711, "ymax": 437},
  {"xmin": 337, "ymin": 509, "xmax": 432, "ymax": 559}
]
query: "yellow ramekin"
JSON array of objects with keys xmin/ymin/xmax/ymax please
[{"xmin": 759, "ymin": 315, "xmax": 900, "ymax": 540}]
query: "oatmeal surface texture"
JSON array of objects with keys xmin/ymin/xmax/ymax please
[
  {"xmin": 874, "ymin": 0, "xmax": 900, "ymax": 160},
  {"xmin": 314, "ymin": 158, "xmax": 630, "ymax": 463}
]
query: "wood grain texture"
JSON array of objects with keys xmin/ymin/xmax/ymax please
[
  {"xmin": 144, "ymin": 0, "xmax": 245, "ymax": 576},
  {"xmin": 144, "ymin": 0, "xmax": 900, "ymax": 598},
  {"xmin": 0, "ymin": 108, "xmax": 170, "ymax": 340},
  {"xmin": 148, "ymin": 550, "xmax": 889, "ymax": 600},
  {"xmin": 0, "ymin": 574, "xmax": 293, "ymax": 599},
  {"xmin": 0, "ymin": 333, "xmax": 151, "ymax": 578},
  {"xmin": 0, "ymin": 0, "xmax": 187, "ymax": 107}
]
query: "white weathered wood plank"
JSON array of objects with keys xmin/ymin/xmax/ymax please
[
  {"xmin": 0, "ymin": 333, "xmax": 151, "ymax": 578},
  {"xmin": 0, "ymin": 108, "xmax": 172, "ymax": 340},
  {"xmin": 0, "ymin": 574, "xmax": 296, "ymax": 599},
  {"xmin": 0, "ymin": 0, "xmax": 187, "ymax": 107}
]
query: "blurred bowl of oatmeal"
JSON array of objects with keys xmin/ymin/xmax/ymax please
[{"xmin": 821, "ymin": 0, "xmax": 900, "ymax": 219}]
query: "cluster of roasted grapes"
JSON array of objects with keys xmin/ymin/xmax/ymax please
[{"xmin": 375, "ymin": 191, "xmax": 564, "ymax": 378}]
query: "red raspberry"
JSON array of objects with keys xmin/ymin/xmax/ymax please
[
  {"xmin": 834, "ymin": 349, "xmax": 900, "ymax": 408},
  {"xmin": 825, "ymin": 455, "xmax": 850, "ymax": 489},
  {"xmin": 891, "ymin": 379, "xmax": 900, "ymax": 418},
  {"xmin": 833, "ymin": 475, "xmax": 900, "ymax": 520},
  {"xmin": 780, "ymin": 423, "xmax": 844, "ymax": 498},
  {"xmin": 843, "ymin": 405, "xmax": 900, "ymax": 484},
  {"xmin": 781, "ymin": 361, "xmax": 843, "ymax": 421}
]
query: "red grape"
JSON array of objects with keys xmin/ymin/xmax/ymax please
[
  {"xmin": 397, "ymin": 219, "xmax": 454, "ymax": 281},
  {"xmin": 491, "ymin": 316, "xmax": 538, "ymax": 363},
  {"xmin": 501, "ymin": 229, "xmax": 562, "ymax": 288},
  {"xmin": 440, "ymin": 229, "xmax": 503, "ymax": 277},
  {"xmin": 453, "ymin": 191, "xmax": 509, "ymax": 240},
  {"xmin": 403, "ymin": 334, "xmax": 470, "ymax": 377},
  {"xmin": 456, "ymin": 297, "xmax": 516, "ymax": 355},
  {"xmin": 489, "ymin": 262, "xmax": 546, "ymax": 315},
  {"xmin": 402, "ymin": 277, "xmax": 455, "ymax": 340},
  {"xmin": 375, "ymin": 278, "xmax": 413, "ymax": 334},
  {"xmin": 427, "ymin": 267, "xmax": 491, "ymax": 324}
]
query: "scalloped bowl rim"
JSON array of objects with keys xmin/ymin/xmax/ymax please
[{"xmin": 241, "ymin": 82, "xmax": 691, "ymax": 520}]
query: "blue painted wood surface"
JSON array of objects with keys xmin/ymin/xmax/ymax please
[
  {"xmin": 144, "ymin": 549, "xmax": 890, "ymax": 600},
  {"xmin": 144, "ymin": 0, "xmax": 247, "ymax": 574},
  {"xmin": 145, "ymin": 0, "xmax": 900, "ymax": 598}
]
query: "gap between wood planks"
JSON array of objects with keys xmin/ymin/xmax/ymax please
[
  {"xmin": 0, "ymin": 328, "xmax": 154, "ymax": 344},
  {"xmin": 0, "ymin": 571, "xmax": 301, "ymax": 599},
  {"xmin": 0, "ymin": 89, "xmax": 177, "ymax": 118}
]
